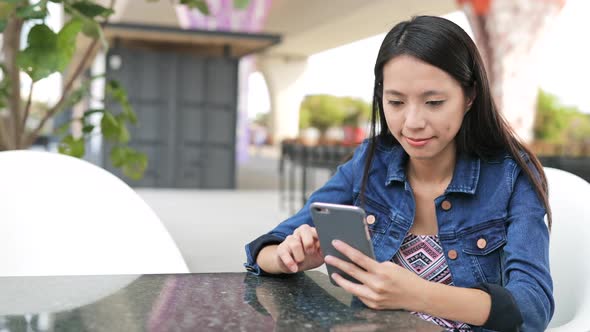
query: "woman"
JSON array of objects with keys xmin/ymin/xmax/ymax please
[{"xmin": 244, "ymin": 16, "xmax": 553, "ymax": 331}]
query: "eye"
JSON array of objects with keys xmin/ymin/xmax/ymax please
[
  {"xmin": 387, "ymin": 100, "xmax": 404, "ymax": 107},
  {"xmin": 426, "ymin": 100, "xmax": 445, "ymax": 107}
]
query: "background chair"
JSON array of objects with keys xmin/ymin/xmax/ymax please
[
  {"xmin": 545, "ymin": 167, "xmax": 590, "ymax": 331},
  {"xmin": 0, "ymin": 150, "xmax": 189, "ymax": 276}
]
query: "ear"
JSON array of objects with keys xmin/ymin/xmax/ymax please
[
  {"xmin": 465, "ymin": 99, "xmax": 474, "ymax": 113},
  {"xmin": 464, "ymin": 85, "xmax": 476, "ymax": 113}
]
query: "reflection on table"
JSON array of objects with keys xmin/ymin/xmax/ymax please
[{"xmin": 0, "ymin": 271, "xmax": 443, "ymax": 332}]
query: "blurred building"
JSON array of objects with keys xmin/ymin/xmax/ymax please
[{"xmin": 81, "ymin": 0, "xmax": 455, "ymax": 189}]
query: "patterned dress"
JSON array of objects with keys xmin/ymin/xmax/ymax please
[{"xmin": 392, "ymin": 233, "xmax": 473, "ymax": 331}]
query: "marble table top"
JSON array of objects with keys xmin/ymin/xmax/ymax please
[{"xmin": 0, "ymin": 271, "xmax": 443, "ymax": 331}]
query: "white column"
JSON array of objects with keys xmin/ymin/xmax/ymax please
[
  {"xmin": 257, "ymin": 55, "xmax": 308, "ymax": 144},
  {"xmin": 236, "ymin": 56, "xmax": 254, "ymax": 164}
]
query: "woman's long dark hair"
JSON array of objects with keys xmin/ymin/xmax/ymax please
[{"xmin": 361, "ymin": 15, "xmax": 552, "ymax": 229}]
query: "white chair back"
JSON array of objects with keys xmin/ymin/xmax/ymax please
[
  {"xmin": 545, "ymin": 167, "xmax": 590, "ymax": 331},
  {"xmin": 0, "ymin": 150, "xmax": 189, "ymax": 276}
]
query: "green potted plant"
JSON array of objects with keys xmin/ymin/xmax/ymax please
[
  {"xmin": 0, "ymin": 0, "xmax": 248, "ymax": 179},
  {"xmin": 341, "ymin": 97, "xmax": 370, "ymax": 145}
]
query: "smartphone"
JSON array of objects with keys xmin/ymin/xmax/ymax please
[{"xmin": 310, "ymin": 202, "xmax": 376, "ymax": 286}]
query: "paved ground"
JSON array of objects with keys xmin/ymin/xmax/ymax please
[
  {"xmin": 236, "ymin": 146, "xmax": 282, "ymax": 190},
  {"xmin": 237, "ymin": 145, "xmax": 333, "ymax": 214},
  {"xmin": 137, "ymin": 145, "xmax": 333, "ymax": 273}
]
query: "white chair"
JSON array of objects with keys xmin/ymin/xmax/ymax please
[
  {"xmin": 545, "ymin": 167, "xmax": 590, "ymax": 331},
  {"xmin": 0, "ymin": 150, "xmax": 189, "ymax": 276}
]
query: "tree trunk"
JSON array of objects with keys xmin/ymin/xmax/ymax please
[
  {"xmin": 1, "ymin": 15, "xmax": 24, "ymax": 150},
  {"xmin": 460, "ymin": 0, "xmax": 564, "ymax": 142}
]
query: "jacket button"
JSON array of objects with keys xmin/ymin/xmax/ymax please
[
  {"xmin": 441, "ymin": 200, "xmax": 452, "ymax": 211},
  {"xmin": 366, "ymin": 215, "xmax": 376, "ymax": 225},
  {"xmin": 447, "ymin": 249, "xmax": 458, "ymax": 260},
  {"xmin": 477, "ymin": 238, "xmax": 487, "ymax": 249}
]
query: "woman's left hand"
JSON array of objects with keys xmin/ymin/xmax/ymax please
[{"xmin": 324, "ymin": 239, "xmax": 427, "ymax": 311}]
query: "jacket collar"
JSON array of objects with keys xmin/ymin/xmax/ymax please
[{"xmin": 385, "ymin": 145, "xmax": 480, "ymax": 195}]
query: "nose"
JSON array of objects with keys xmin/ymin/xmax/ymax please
[{"xmin": 404, "ymin": 105, "xmax": 426, "ymax": 130}]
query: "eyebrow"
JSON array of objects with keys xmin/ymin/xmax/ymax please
[{"xmin": 384, "ymin": 89, "xmax": 446, "ymax": 97}]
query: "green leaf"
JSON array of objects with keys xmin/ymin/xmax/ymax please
[
  {"xmin": 123, "ymin": 107, "xmax": 137, "ymax": 124},
  {"xmin": 101, "ymin": 111, "xmax": 130, "ymax": 143},
  {"xmin": 180, "ymin": 0, "xmax": 209, "ymax": 15},
  {"xmin": 90, "ymin": 73, "xmax": 105, "ymax": 80},
  {"xmin": 110, "ymin": 145, "xmax": 127, "ymax": 167},
  {"xmin": 0, "ymin": 20, "xmax": 6, "ymax": 33},
  {"xmin": 18, "ymin": 21, "xmax": 80, "ymax": 80},
  {"xmin": 194, "ymin": 1, "xmax": 209, "ymax": 14},
  {"xmin": 109, "ymin": 146, "xmax": 148, "ymax": 180},
  {"xmin": 121, "ymin": 150, "xmax": 148, "ymax": 180},
  {"xmin": 27, "ymin": 23, "xmax": 56, "ymax": 49},
  {"xmin": 56, "ymin": 19, "xmax": 83, "ymax": 69},
  {"xmin": 80, "ymin": 18, "xmax": 98, "ymax": 37},
  {"xmin": 71, "ymin": 1, "xmax": 113, "ymax": 18},
  {"xmin": 108, "ymin": 80, "xmax": 129, "ymax": 103},
  {"xmin": 58, "ymin": 135, "xmax": 85, "ymax": 158},
  {"xmin": 106, "ymin": 79, "xmax": 136, "ymax": 124},
  {"xmin": 99, "ymin": 77, "xmax": 146, "ymax": 179},
  {"xmin": 233, "ymin": 0, "xmax": 250, "ymax": 9},
  {"xmin": 82, "ymin": 19, "xmax": 108, "ymax": 49},
  {"xmin": 83, "ymin": 109, "xmax": 106, "ymax": 117},
  {"xmin": 16, "ymin": 2, "xmax": 48, "ymax": 19},
  {"xmin": 17, "ymin": 24, "xmax": 59, "ymax": 81},
  {"xmin": 106, "ymin": 79, "xmax": 122, "ymax": 93},
  {"xmin": 100, "ymin": 112, "xmax": 120, "ymax": 141},
  {"xmin": 64, "ymin": 2, "xmax": 108, "ymax": 48},
  {"xmin": 115, "ymin": 115, "xmax": 130, "ymax": 143},
  {"xmin": 82, "ymin": 124, "xmax": 94, "ymax": 134},
  {"xmin": 58, "ymin": 19, "xmax": 83, "ymax": 48}
]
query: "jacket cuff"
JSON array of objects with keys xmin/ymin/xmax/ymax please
[
  {"xmin": 473, "ymin": 283, "xmax": 523, "ymax": 332},
  {"xmin": 244, "ymin": 233, "xmax": 285, "ymax": 275}
]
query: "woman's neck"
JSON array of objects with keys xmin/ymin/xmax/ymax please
[{"xmin": 407, "ymin": 143, "xmax": 457, "ymax": 186}]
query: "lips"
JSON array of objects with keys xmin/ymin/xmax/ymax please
[{"xmin": 404, "ymin": 136, "xmax": 432, "ymax": 147}]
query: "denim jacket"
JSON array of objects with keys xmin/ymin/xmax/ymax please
[{"xmin": 245, "ymin": 139, "xmax": 554, "ymax": 331}]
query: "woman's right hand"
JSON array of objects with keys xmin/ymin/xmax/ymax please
[{"xmin": 276, "ymin": 224, "xmax": 324, "ymax": 273}]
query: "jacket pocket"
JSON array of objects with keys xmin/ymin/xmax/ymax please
[
  {"xmin": 354, "ymin": 195, "xmax": 391, "ymax": 235},
  {"xmin": 461, "ymin": 220, "xmax": 507, "ymax": 284}
]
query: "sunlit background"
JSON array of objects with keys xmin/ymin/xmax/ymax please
[{"xmin": 248, "ymin": 1, "xmax": 590, "ymax": 123}]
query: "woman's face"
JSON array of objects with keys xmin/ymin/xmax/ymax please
[{"xmin": 381, "ymin": 55, "xmax": 472, "ymax": 161}]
